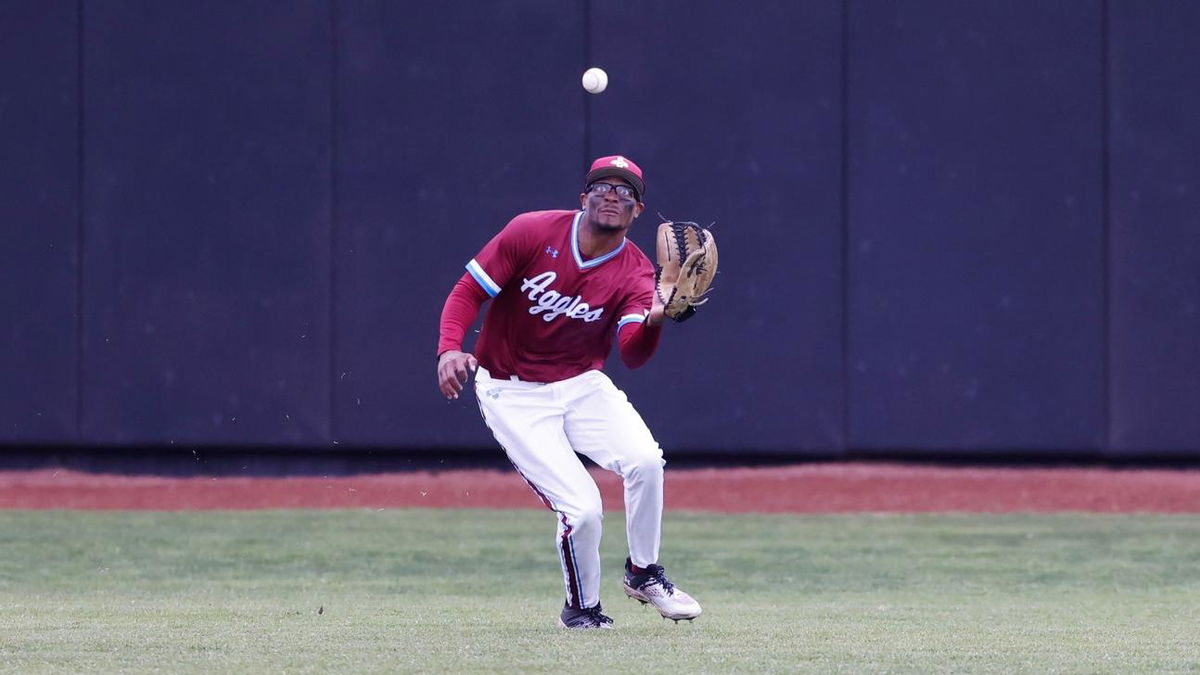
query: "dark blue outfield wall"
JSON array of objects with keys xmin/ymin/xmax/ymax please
[{"xmin": 2, "ymin": 1, "xmax": 1199, "ymax": 459}]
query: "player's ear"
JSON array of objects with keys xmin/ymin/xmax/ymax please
[{"xmin": 580, "ymin": 192, "xmax": 588, "ymax": 209}]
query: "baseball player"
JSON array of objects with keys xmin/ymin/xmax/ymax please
[{"xmin": 436, "ymin": 156, "xmax": 702, "ymax": 629}]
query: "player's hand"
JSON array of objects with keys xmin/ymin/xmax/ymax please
[
  {"xmin": 646, "ymin": 293, "xmax": 666, "ymax": 328},
  {"xmin": 437, "ymin": 350, "xmax": 478, "ymax": 400}
]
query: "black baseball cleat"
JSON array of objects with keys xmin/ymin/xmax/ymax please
[
  {"xmin": 559, "ymin": 602, "xmax": 614, "ymax": 630},
  {"xmin": 623, "ymin": 557, "xmax": 702, "ymax": 621}
]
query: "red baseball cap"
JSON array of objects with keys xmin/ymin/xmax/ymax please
[{"xmin": 585, "ymin": 155, "xmax": 645, "ymax": 199}]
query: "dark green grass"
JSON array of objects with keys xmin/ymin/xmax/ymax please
[{"xmin": 2, "ymin": 510, "xmax": 1199, "ymax": 673}]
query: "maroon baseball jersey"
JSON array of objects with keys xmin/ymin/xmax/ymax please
[{"xmin": 465, "ymin": 209, "xmax": 655, "ymax": 383}]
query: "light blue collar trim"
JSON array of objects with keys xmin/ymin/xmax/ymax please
[{"xmin": 571, "ymin": 210, "xmax": 627, "ymax": 269}]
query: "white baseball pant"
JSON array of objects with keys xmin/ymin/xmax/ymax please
[{"xmin": 474, "ymin": 366, "xmax": 665, "ymax": 610}]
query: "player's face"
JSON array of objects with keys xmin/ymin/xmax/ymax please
[{"xmin": 580, "ymin": 179, "xmax": 643, "ymax": 232}]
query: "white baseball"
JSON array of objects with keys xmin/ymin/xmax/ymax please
[{"xmin": 581, "ymin": 67, "xmax": 608, "ymax": 94}]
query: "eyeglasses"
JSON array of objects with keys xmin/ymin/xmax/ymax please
[{"xmin": 587, "ymin": 182, "xmax": 639, "ymax": 201}]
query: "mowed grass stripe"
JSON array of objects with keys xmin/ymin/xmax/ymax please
[{"xmin": 2, "ymin": 511, "xmax": 1198, "ymax": 673}]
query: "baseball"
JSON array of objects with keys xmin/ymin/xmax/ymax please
[{"xmin": 581, "ymin": 67, "xmax": 608, "ymax": 94}]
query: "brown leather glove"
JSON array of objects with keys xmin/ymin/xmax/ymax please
[{"xmin": 655, "ymin": 221, "xmax": 718, "ymax": 322}]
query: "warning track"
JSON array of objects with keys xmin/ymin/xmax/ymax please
[{"xmin": 3, "ymin": 463, "xmax": 1199, "ymax": 512}]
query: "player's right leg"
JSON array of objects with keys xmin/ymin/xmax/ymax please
[
  {"xmin": 473, "ymin": 368, "xmax": 608, "ymax": 626},
  {"xmin": 560, "ymin": 370, "xmax": 702, "ymax": 622}
]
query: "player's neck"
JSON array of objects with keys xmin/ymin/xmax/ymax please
[{"xmin": 577, "ymin": 221, "xmax": 626, "ymax": 260}]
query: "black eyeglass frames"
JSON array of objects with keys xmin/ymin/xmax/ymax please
[{"xmin": 587, "ymin": 182, "xmax": 639, "ymax": 201}]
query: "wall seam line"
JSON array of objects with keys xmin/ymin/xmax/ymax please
[
  {"xmin": 1101, "ymin": 0, "xmax": 1112, "ymax": 454},
  {"xmin": 75, "ymin": 0, "xmax": 86, "ymax": 442},
  {"xmin": 840, "ymin": 0, "xmax": 851, "ymax": 454},
  {"xmin": 329, "ymin": 0, "xmax": 340, "ymax": 445},
  {"xmin": 582, "ymin": 0, "xmax": 592, "ymax": 171}
]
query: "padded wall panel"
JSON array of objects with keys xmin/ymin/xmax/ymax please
[
  {"xmin": 847, "ymin": 0, "xmax": 1105, "ymax": 451},
  {"xmin": 1109, "ymin": 1, "xmax": 1200, "ymax": 454},
  {"xmin": 0, "ymin": 2, "xmax": 79, "ymax": 441},
  {"xmin": 82, "ymin": 1, "xmax": 332, "ymax": 444},
  {"xmin": 334, "ymin": 1, "xmax": 584, "ymax": 446},
  {"xmin": 590, "ymin": 1, "xmax": 845, "ymax": 453}
]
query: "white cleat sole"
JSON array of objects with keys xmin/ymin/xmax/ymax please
[{"xmin": 558, "ymin": 618, "xmax": 614, "ymax": 630}]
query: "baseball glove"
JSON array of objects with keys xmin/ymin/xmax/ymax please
[{"xmin": 655, "ymin": 220, "xmax": 718, "ymax": 322}]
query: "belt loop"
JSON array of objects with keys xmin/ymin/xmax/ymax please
[{"xmin": 510, "ymin": 375, "xmax": 519, "ymax": 381}]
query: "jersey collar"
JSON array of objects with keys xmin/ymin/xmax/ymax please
[{"xmin": 571, "ymin": 210, "xmax": 627, "ymax": 270}]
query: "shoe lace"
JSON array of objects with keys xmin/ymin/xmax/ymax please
[
  {"xmin": 644, "ymin": 564, "xmax": 675, "ymax": 594},
  {"xmin": 585, "ymin": 605, "xmax": 612, "ymax": 625}
]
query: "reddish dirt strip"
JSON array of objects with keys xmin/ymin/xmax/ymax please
[{"xmin": 2, "ymin": 463, "xmax": 1200, "ymax": 512}]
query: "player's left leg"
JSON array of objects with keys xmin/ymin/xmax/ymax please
[
  {"xmin": 560, "ymin": 370, "xmax": 664, "ymax": 567},
  {"xmin": 561, "ymin": 370, "xmax": 702, "ymax": 621}
]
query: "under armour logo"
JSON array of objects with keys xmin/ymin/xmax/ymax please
[
  {"xmin": 545, "ymin": 246, "xmax": 559, "ymax": 258},
  {"xmin": 611, "ymin": 156, "xmax": 629, "ymax": 168},
  {"xmin": 486, "ymin": 388, "xmax": 501, "ymax": 400}
]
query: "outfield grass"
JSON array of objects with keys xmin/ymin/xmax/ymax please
[{"xmin": 1, "ymin": 510, "xmax": 1198, "ymax": 673}]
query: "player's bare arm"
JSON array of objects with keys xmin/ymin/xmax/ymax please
[{"xmin": 437, "ymin": 350, "xmax": 478, "ymax": 400}]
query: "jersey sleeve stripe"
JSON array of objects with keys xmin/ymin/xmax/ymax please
[
  {"xmin": 465, "ymin": 259, "xmax": 501, "ymax": 297},
  {"xmin": 617, "ymin": 313, "xmax": 647, "ymax": 330}
]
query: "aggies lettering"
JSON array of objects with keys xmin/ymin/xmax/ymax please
[{"xmin": 520, "ymin": 271, "xmax": 606, "ymax": 323}]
